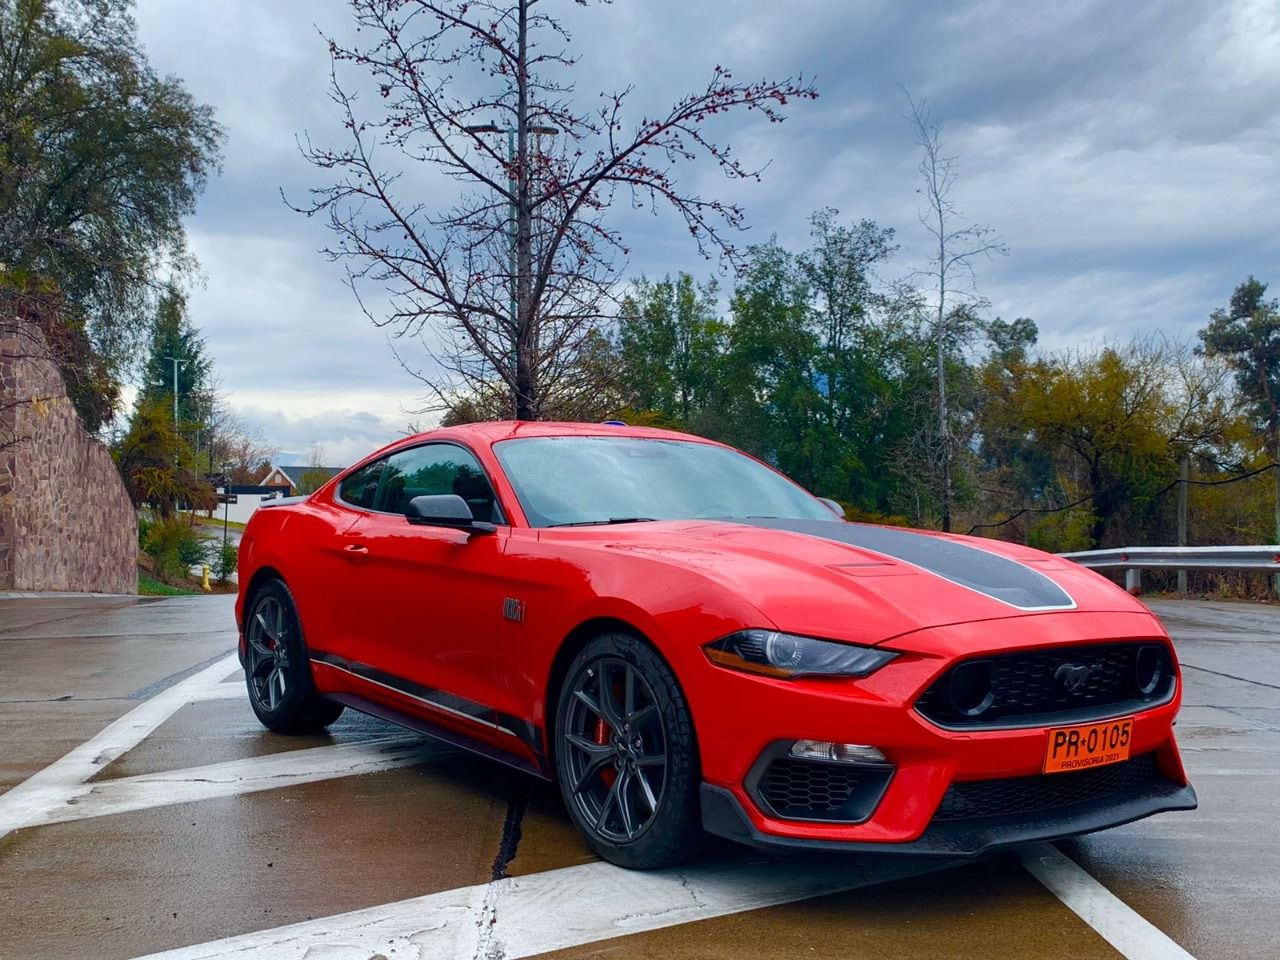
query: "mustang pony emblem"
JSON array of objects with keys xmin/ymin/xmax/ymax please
[{"xmin": 1054, "ymin": 662, "xmax": 1093, "ymax": 695}]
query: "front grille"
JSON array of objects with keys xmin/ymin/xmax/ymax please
[
  {"xmin": 934, "ymin": 752, "xmax": 1162, "ymax": 822},
  {"xmin": 757, "ymin": 757, "xmax": 889, "ymax": 822},
  {"xmin": 916, "ymin": 641, "xmax": 1175, "ymax": 728}
]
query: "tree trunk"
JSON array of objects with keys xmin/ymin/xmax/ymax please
[{"xmin": 1089, "ymin": 463, "xmax": 1106, "ymax": 548}]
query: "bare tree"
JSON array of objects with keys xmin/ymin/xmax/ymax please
[
  {"xmin": 904, "ymin": 89, "xmax": 1007, "ymax": 531},
  {"xmin": 292, "ymin": 0, "xmax": 817, "ymax": 420}
]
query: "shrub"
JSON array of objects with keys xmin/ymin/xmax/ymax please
[
  {"xmin": 214, "ymin": 540, "xmax": 238, "ymax": 584},
  {"xmin": 143, "ymin": 518, "xmax": 208, "ymax": 579}
]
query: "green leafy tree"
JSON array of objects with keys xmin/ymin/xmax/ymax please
[
  {"xmin": 1198, "ymin": 276, "xmax": 1280, "ymax": 559},
  {"xmin": 296, "ymin": 468, "xmax": 332, "ymax": 496},
  {"xmin": 797, "ymin": 210, "xmax": 924, "ymax": 510},
  {"xmin": 0, "ymin": 0, "xmax": 222, "ymax": 428},
  {"xmin": 609, "ymin": 216, "xmax": 940, "ymax": 519},
  {"xmin": 985, "ymin": 342, "xmax": 1210, "ymax": 549},
  {"xmin": 616, "ymin": 275, "xmax": 726, "ymax": 425},
  {"xmin": 720, "ymin": 241, "xmax": 820, "ymax": 484}
]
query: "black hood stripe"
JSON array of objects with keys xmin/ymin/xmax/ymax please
[{"xmin": 735, "ymin": 518, "xmax": 1075, "ymax": 611}]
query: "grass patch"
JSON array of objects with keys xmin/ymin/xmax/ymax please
[
  {"xmin": 190, "ymin": 514, "xmax": 249, "ymax": 531},
  {"xmin": 138, "ymin": 572, "xmax": 199, "ymax": 596}
]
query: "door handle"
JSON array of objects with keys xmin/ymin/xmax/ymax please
[{"xmin": 343, "ymin": 544, "xmax": 369, "ymax": 558}]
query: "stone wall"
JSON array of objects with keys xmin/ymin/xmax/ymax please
[{"xmin": 0, "ymin": 321, "xmax": 136, "ymax": 593}]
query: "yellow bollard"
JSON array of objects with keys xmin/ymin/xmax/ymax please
[{"xmin": 201, "ymin": 564, "xmax": 211, "ymax": 592}]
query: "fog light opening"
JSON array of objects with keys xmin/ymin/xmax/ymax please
[
  {"xmin": 1135, "ymin": 644, "xmax": 1165, "ymax": 697},
  {"xmin": 789, "ymin": 740, "xmax": 888, "ymax": 765},
  {"xmin": 948, "ymin": 661, "xmax": 994, "ymax": 717}
]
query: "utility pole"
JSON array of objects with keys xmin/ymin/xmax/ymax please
[{"xmin": 1177, "ymin": 453, "xmax": 1189, "ymax": 594}]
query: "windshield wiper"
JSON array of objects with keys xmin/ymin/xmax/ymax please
[{"xmin": 550, "ymin": 517, "xmax": 657, "ymax": 527}]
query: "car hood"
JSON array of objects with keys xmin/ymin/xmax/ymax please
[{"xmin": 572, "ymin": 518, "xmax": 1151, "ymax": 646}]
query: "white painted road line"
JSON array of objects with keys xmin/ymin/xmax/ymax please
[
  {"xmin": 0, "ymin": 638, "xmax": 1205, "ymax": 960},
  {"xmin": 136, "ymin": 843, "xmax": 1197, "ymax": 960},
  {"xmin": 129, "ymin": 854, "xmax": 948, "ymax": 960},
  {"xmin": 191, "ymin": 682, "xmax": 248, "ymax": 701},
  {"xmin": 17, "ymin": 735, "xmax": 437, "ymax": 829},
  {"xmin": 1020, "ymin": 843, "xmax": 1197, "ymax": 960},
  {"xmin": 0, "ymin": 652, "xmax": 240, "ymax": 841}
]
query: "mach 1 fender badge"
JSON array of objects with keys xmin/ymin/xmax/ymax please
[{"xmin": 503, "ymin": 597, "xmax": 526, "ymax": 622}]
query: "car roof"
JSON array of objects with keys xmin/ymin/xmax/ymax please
[
  {"xmin": 413, "ymin": 420, "xmax": 716, "ymax": 447},
  {"xmin": 335, "ymin": 421, "xmax": 726, "ymax": 478}
]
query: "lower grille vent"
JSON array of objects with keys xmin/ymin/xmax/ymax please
[{"xmin": 934, "ymin": 753, "xmax": 1162, "ymax": 822}]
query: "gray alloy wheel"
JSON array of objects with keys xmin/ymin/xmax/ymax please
[
  {"xmin": 243, "ymin": 579, "xmax": 344, "ymax": 734},
  {"xmin": 562, "ymin": 654, "xmax": 668, "ymax": 843},
  {"xmin": 246, "ymin": 592, "xmax": 291, "ymax": 712},
  {"xmin": 554, "ymin": 632, "xmax": 704, "ymax": 869}
]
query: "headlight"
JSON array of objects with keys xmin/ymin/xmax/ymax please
[{"xmin": 704, "ymin": 629, "xmax": 897, "ymax": 679}]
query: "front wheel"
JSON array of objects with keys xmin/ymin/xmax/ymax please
[
  {"xmin": 243, "ymin": 579, "xmax": 344, "ymax": 734},
  {"xmin": 554, "ymin": 632, "xmax": 704, "ymax": 869}
]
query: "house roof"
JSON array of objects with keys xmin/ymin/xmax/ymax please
[
  {"xmin": 259, "ymin": 463, "xmax": 345, "ymax": 483},
  {"xmin": 274, "ymin": 464, "xmax": 344, "ymax": 485}
]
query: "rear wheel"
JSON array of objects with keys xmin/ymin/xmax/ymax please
[
  {"xmin": 554, "ymin": 632, "xmax": 703, "ymax": 869},
  {"xmin": 244, "ymin": 579, "xmax": 344, "ymax": 734}
]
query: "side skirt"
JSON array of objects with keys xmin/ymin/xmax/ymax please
[
  {"xmin": 326, "ymin": 690, "xmax": 551, "ymax": 781},
  {"xmin": 308, "ymin": 651, "xmax": 549, "ymax": 779}
]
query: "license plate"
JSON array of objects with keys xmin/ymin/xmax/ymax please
[{"xmin": 1043, "ymin": 717, "xmax": 1133, "ymax": 774}]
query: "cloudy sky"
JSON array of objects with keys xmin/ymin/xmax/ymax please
[{"xmin": 133, "ymin": 0, "xmax": 1280, "ymax": 467}]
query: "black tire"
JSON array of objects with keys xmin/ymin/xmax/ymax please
[
  {"xmin": 554, "ymin": 632, "xmax": 704, "ymax": 869},
  {"xmin": 243, "ymin": 579, "xmax": 344, "ymax": 734}
]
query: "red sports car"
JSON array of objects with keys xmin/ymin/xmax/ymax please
[{"xmin": 235, "ymin": 421, "xmax": 1196, "ymax": 868}]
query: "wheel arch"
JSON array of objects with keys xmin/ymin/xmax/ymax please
[
  {"xmin": 542, "ymin": 615, "xmax": 700, "ymax": 778},
  {"xmin": 243, "ymin": 564, "xmax": 286, "ymax": 612}
]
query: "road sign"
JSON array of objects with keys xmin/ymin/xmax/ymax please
[{"xmin": 218, "ymin": 493, "xmax": 238, "ymax": 505}]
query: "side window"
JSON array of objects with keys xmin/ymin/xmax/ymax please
[
  {"xmin": 375, "ymin": 444, "xmax": 503, "ymax": 523},
  {"xmin": 337, "ymin": 458, "xmax": 385, "ymax": 510}
]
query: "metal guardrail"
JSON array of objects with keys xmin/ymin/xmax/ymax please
[{"xmin": 1060, "ymin": 545, "xmax": 1280, "ymax": 592}]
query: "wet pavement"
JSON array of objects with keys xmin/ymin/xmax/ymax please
[{"xmin": 0, "ymin": 593, "xmax": 1275, "ymax": 959}]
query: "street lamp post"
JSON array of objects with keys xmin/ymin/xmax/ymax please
[
  {"xmin": 221, "ymin": 462, "xmax": 232, "ymax": 554},
  {"xmin": 463, "ymin": 122, "xmax": 557, "ymax": 415},
  {"xmin": 164, "ymin": 355, "xmax": 185, "ymax": 424},
  {"xmin": 165, "ymin": 354, "xmax": 186, "ymax": 510}
]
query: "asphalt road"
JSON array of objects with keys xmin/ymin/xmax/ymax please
[{"xmin": 0, "ymin": 593, "xmax": 1275, "ymax": 960}]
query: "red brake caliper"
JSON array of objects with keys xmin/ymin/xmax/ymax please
[{"xmin": 593, "ymin": 716, "xmax": 617, "ymax": 787}]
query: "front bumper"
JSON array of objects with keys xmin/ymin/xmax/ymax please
[
  {"xmin": 684, "ymin": 610, "xmax": 1195, "ymax": 848},
  {"xmin": 701, "ymin": 775, "xmax": 1198, "ymax": 856}
]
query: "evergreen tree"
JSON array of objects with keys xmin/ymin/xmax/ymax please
[{"xmin": 137, "ymin": 284, "xmax": 210, "ymax": 426}]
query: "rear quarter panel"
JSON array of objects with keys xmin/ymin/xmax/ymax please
[{"xmin": 237, "ymin": 498, "xmax": 359, "ymax": 658}]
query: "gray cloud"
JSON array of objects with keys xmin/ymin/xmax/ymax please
[{"xmin": 135, "ymin": 0, "xmax": 1280, "ymax": 461}]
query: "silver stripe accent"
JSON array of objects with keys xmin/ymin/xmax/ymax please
[{"xmin": 315, "ymin": 659, "xmax": 519, "ymax": 739}]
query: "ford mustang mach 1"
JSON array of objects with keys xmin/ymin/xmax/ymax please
[{"xmin": 235, "ymin": 421, "xmax": 1196, "ymax": 868}]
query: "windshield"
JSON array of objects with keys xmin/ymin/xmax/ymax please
[{"xmin": 494, "ymin": 436, "xmax": 839, "ymax": 528}]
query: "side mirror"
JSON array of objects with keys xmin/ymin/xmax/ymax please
[
  {"xmin": 817, "ymin": 497, "xmax": 846, "ymax": 520},
  {"xmin": 405, "ymin": 494, "xmax": 496, "ymax": 535}
]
